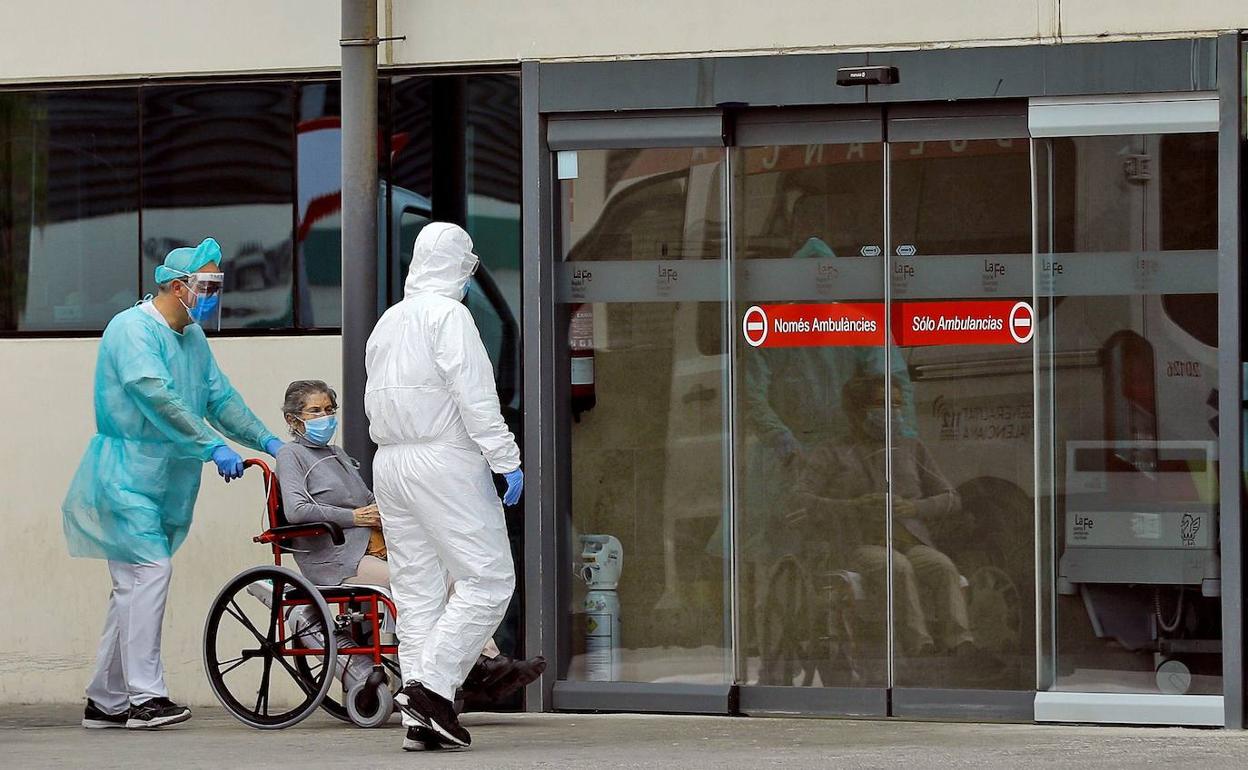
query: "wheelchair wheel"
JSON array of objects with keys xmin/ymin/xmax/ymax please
[
  {"xmin": 203, "ymin": 565, "xmax": 337, "ymax": 729},
  {"xmin": 294, "ymin": 655, "xmax": 351, "ymax": 723},
  {"xmin": 346, "ymin": 678, "xmax": 394, "ymax": 728},
  {"xmin": 298, "ymin": 655, "xmax": 402, "ymax": 724},
  {"xmin": 760, "ymin": 555, "xmax": 817, "ymax": 686}
]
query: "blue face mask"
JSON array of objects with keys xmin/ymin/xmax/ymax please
[
  {"xmin": 189, "ymin": 292, "xmax": 219, "ymax": 324},
  {"xmin": 302, "ymin": 415, "xmax": 338, "ymax": 446},
  {"xmin": 861, "ymin": 407, "xmax": 901, "ymax": 441}
]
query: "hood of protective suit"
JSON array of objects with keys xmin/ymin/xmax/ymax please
[{"xmin": 404, "ymin": 222, "xmax": 479, "ymax": 301}]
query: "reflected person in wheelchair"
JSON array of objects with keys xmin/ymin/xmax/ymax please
[
  {"xmin": 274, "ymin": 380, "xmax": 544, "ymax": 708},
  {"xmin": 795, "ymin": 374, "xmax": 978, "ymax": 664}
]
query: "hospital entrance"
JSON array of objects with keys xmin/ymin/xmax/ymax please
[{"xmin": 547, "ymin": 97, "xmax": 1225, "ymax": 724}]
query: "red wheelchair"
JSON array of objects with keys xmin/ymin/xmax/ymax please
[{"xmin": 202, "ymin": 459, "xmax": 401, "ymax": 729}]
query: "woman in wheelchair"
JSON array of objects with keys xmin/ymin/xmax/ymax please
[
  {"xmin": 275, "ymin": 379, "xmax": 544, "ymax": 705},
  {"xmin": 794, "ymin": 375, "xmax": 979, "ymax": 664}
]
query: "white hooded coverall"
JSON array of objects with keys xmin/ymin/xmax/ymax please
[{"xmin": 365, "ymin": 222, "xmax": 520, "ymax": 706}]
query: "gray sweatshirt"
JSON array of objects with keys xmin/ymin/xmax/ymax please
[{"xmin": 275, "ymin": 437, "xmax": 376, "ymax": 586}]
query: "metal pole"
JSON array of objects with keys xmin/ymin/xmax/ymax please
[{"xmin": 340, "ymin": 0, "xmax": 379, "ymax": 484}]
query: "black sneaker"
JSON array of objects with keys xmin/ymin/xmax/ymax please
[
  {"xmin": 402, "ymin": 725, "xmax": 446, "ymax": 752},
  {"xmin": 82, "ymin": 699, "xmax": 128, "ymax": 729},
  {"xmin": 393, "ymin": 682, "xmax": 470, "ymax": 748},
  {"xmin": 125, "ymin": 697, "xmax": 191, "ymax": 729},
  {"xmin": 463, "ymin": 654, "xmax": 548, "ymax": 705}
]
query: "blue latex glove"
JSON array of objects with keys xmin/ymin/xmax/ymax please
[
  {"xmin": 502, "ymin": 468, "xmax": 524, "ymax": 506},
  {"xmin": 211, "ymin": 445, "xmax": 245, "ymax": 482},
  {"xmin": 264, "ymin": 438, "xmax": 284, "ymax": 457},
  {"xmin": 776, "ymin": 430, "xmax": 801, "ymax": 460}
]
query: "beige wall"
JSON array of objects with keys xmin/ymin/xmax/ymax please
[
  {"xmin": 1, "ymin": 1, "xmax": 1245, "ymax": 83},
  {"xmin": 0, "ymin": 0, "xmax": 345, "ymax": 83},
  {"xmin": 0, "ymin": 336, "xmax": 342, "ymax": 705}
]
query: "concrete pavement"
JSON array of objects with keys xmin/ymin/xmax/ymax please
[{"xmin": 4, "ymin": 705, "xmax": 1247, "ymax": 768}]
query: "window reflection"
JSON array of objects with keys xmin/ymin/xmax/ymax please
[
  {"xmin": 1040, "ymin": 133, "xmax": 1221, "ymax": 696},
  {"xmin": 560, "ymin": 147, "xmax": 730, "ymax": 684},
  {"xmin": 0, "ymin": 89, "xmax": 139, "ymax": 331},
  {"xmin": 141, "ymin": 83, "xmax": 295, "ymax": 329},
  {"xmin": 295, "ymin": 81, "xmax": 344, "ymax": 329},
  {"xmin": 890, "ymin": 137, "xmax": 1034, "ymax": 690},
  {"xmin": 733, "ymin": 143, "xmax": 890, "ymax": 687}
]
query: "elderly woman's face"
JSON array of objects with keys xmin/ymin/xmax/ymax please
[
  {"xmin": 301, "ymin": 392, "xmax": 335, "ymax": 418},
  {"xmin": 287, "ymin": 391, "xmax": 335, "ymax": 434}
]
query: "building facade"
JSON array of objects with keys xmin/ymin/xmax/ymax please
[{"xmin": 2, "ymin": 0, "xmax": 1246, "ymax": 728}]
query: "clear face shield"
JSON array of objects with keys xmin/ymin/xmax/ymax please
[
  {"xmin": 180, "ymin": 272, "xmax": 224, "ymax": 331},
  {"xmin": 461, "ymin": 255, "xmax": 480, "ymax": 301}
]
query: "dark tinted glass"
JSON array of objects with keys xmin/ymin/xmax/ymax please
[
  {"xmin": 389, "ymin": 76, "xmax": 434, "ymax": 290},
  {"xmin": 0, "ymin": 89, "xmax": 139, "ymax": 331},
  {"xmin": 466, "ymin": 74, "xmax": 522, "ymax": 411},
  {"xmin": 141, "ymin": 83, "xmax": 295, "ymax": 329},
  {"xmin": 294, "ymin": 80, "xmax": 390, "ymax": 329}
]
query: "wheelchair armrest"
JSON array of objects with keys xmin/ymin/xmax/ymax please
[{"xmin": 255, "ymin": 522, "xmax": 346, "ymax": 546}]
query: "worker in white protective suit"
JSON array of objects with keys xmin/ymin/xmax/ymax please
[{"xmin": 365, "ymin": 222, "xmax": 523, "ymax": 752}]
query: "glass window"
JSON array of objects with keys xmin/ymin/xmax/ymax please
[
  {"xmin": 387, "ymin": 75, "xmax": 520, "ymax": 405},
  {"xmin": 890, "ymin": 139, "xmax": 1032, "ymax": 256},
  {"xmin": 466, "ymin": 74, "xmax": 522, "ymax": 412},
  {"xmin": 389, "ymin": 76, "xmax": 434, "ymax": 291},
  {"xmin": 141, "ymin": 83, "xmax": 295, "ymax": 329},
  {"xmin": 294, "ymin": 80, "xmax": 391, "ymax": 329},
  {"xmin": 1038, "ymin": 133, "xmax": 1221, "ymax": 696},
  {"xmin": 294, "ymin": 81, "xmax": 344, "ymax": 329},
  {"xmin": 559, "ymin": 147, "xmax": 730, "ymax": 684},
  {"xmin": 0, "ymin": 89, "xmax": 139, "ymax": 332}
]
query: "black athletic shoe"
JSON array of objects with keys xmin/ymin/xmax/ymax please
[
  {"xmin": 82, "ymin": 699, "xmax": 128, "ymax": 729},
  {"xmin": 402, "ymin": 725, "xmax": 446, "ymax": 752},
  {"xmin": 125, "ymin": 697, "xmax": 191, "ymax": 729},
  {"xmin": 463, "ymin": 654, "xmax": 548, "ymax": 705},
  {"xmin": 394, "ymin": 681, "xmax": 470, "ymax": 748}
]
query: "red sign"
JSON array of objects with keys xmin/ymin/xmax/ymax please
[
  {"xmin": 743, "ymin": 300, "xmax": 1036, "ymax": 349},
  {"xmin": 892, "ymin": 300, "xmax": 1034, "ymax": 347},
  {"xmin": 742, "ymin": 303, "xmax": 885, "ymax": 348}
]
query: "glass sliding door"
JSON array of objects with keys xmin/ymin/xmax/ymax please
[
  {"xmin": 547, "ymin": 99, "xmax": 1228, "ymax": 723},
  {"xmin": 729, "ymin": 107, "xmax": 1036, "ymax": 708},
  {"xmin": 555, "ymin": 144, "xmax": 732, "ymax": 687},
  {"xmin": 731, "ymin": 119, "xmax": 889, "ymax": 693},
  {"xmin": 886, "ymin": 116, "xmax": 1036, "ymax": 693}
]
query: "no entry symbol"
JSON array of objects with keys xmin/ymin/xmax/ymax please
[
  {"xmin": 743, "ymin": 305, "xmax": 769, "ymax": 348},
  {"xmin": 1009, "ymin": 301, "xmax": 1035, "ymax": 344}
]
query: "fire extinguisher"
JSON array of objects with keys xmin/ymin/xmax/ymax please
[{"xmin": 570, "ymin": 303, "xmax": 596, "ymax": 422}]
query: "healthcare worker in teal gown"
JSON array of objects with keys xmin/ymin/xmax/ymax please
[{"xmin": 64, "ymin": 237, "xmax": 283, "ymax": 730}]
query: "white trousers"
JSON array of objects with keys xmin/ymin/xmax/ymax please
[
  {"xmin": 291, "ymin": 556, "xmax": 505, "ymax": 696},
  {"xmin": 374, "ymin": 444, "xmax": 515, "ymax": 709},
  {"xmin": 86, "ymin": 559, "xmax": 173, "ymax": 712}
]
